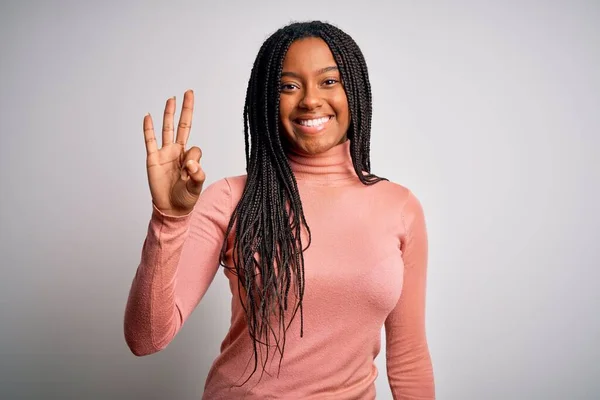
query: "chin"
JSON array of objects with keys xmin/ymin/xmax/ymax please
[{"xmin": 288, "ymin": 135, "xmax": 345, "ymax": 155}]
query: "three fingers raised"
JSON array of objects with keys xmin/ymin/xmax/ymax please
[{"xmin": 143, "ymin": 89, "xmax": 195, "ymax": 155}]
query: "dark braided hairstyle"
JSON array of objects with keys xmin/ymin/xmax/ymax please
[{"xmin": 219, "ymin": 20, "xmax": 386, "ymax": 386}]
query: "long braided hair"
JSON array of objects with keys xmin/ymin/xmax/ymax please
[{"xmin": 220, "ymin": 20, "xmax": 386, "ymax": 385}]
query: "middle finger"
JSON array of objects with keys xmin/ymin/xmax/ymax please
[{"xmin": 162, "ymin": 96, "xmax": 176, "ymax": 147}]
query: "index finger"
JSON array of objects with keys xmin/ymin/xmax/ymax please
[
  {"xmin": 175, "ymin": 89, "xmax": 194, "ymax": 146},
  {"xmin": 143, "ymin": 113, "xmax": 158, "ymax": 155}
]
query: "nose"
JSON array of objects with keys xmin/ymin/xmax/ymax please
[{"xmin": 299, "ymin": 86, "xmax": 323, "ymax": 110}]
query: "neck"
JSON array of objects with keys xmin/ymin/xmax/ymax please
[{"xmin": 286, "ymin": 140, "xmax": 357, "ymax": 183}]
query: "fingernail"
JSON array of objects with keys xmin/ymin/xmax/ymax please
[{"xmin": 187, "ymin": 160, "xmax": 198, "ymax": 173}]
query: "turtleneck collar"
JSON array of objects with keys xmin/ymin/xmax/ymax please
[{"xmin": 286, "ymin": 139, "xmax": 357, "ymax": 183}]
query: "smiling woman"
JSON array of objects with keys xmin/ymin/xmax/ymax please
[{"xmin": 124, "ymin": 20, "xmax": 435, "ymax": 399}]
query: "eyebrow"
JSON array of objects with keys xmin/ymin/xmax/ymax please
[{"xmin": 281, "ymin": 66, "xmax": 339, "ymax": 78}]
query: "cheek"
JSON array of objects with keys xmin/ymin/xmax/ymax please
[
  {"xmin": 278, "ymin": 98, "xmax": 295, "ymax": 136},
  {"xmin": 279, "ymin": 99, "xmax": 296, "ymax": 129},
  {"xmin": 333, "ymin": 93, "xmax": 350, "ymax": 126}
]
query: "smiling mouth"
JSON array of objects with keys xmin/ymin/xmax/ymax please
[
  {"xmin": 294, "ymin": 116, "xmax": 333, "ymax": 127},
  {"xmin": 293, "ymin": 115, "xmax": 333, "ymax": 133}
]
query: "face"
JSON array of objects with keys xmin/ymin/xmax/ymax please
[{"xmin": 278, "ymin": 37, "xmax": 350, "ymax": 155}]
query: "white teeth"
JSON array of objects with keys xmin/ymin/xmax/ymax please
[{"xmin": 298, "ymin": 117, "xmax": 330, "ymax": 127}]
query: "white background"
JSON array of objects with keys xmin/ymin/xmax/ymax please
[{"xmin": 1, "ymin": 0, "xmax": 598, "ymax": 399}]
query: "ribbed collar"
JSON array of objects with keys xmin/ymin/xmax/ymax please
[{"xmin": 286, "ymin": 140, "xmax": 357, "ymax": 183}]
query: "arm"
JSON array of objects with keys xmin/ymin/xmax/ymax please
[
  {"xmin": 124, "ymin": 178, "xmax": 232, "ymax": 356},
  {"xmin": 385, "ymin": 191, "xmax": 435, "ymax": 399}
]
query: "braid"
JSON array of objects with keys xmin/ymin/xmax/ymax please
[{"xmin": 220, "ymin": 20, "xmax": 386, "ymax": 387}]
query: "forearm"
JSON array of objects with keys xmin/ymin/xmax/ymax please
[
  {"xmin": 124, "ymin": 206, "xmax": 191, "ymax": 356},
  {"xmin": 387, "ymin": 342, "xmax": 435, "ymax": 400}
]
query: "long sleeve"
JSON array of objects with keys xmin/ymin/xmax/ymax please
[
  {"xmin": 124, "ymin": 178, "xmax": 232, "ymax": 356},
  {"xmin": 385, "ymin": 191, "xmax": 435, "ymax": 399}
]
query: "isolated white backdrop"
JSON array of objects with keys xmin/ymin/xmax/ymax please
[{"xmin": 1, "ymin": 1, "xmax": 598, "ymax": 399}]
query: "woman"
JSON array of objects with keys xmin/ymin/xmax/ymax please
[{"xmin": 124, "ymin": 20, "xmax": 435, "ymax": 399}]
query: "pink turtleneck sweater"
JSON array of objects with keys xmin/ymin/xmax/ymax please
[{"xmin": 124, "ymin": 140, "xmax": 435, "ymax": 399}]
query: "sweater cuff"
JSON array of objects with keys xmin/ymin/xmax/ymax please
[{"xmin": 150, "ymin": 203, "xmax": 194, "ymax": 229}]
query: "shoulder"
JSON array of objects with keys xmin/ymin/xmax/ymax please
[
  {"xmin": 201, "ymin": 175, "xmax": 246, "ymax": 195},
  {"xmin": 223, "ymin": 174, "xmax": 247, "ymax": 204},
  {"xmin": 191, "ymin": 175, "xmax": 248, "ymax": 224},
  {"xmin": 223, "ymin": 174, "xmax": 247, "ymax": 190},
  {"xmin": 199, "ymin": 174, "xmax": 247, "ymax": 208},
  {"xmin": 371, "ymin": 179, "xmax": 420, "ymax": 207},
  {"xmin": 370, "ymin": 178, "xmax": 426, "ymax": 226}
]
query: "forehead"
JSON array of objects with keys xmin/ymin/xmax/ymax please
[{"xmin": 282, "ymin": 37, "xmax": 337, "ymax": 71}]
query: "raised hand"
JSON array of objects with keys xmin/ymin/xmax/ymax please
[{"xmin": 143, "ymin": 90, "xmax": 205, "ymax": 216}]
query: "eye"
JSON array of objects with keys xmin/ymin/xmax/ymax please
[
  {"xmin": 323, "ymin": 78, "xmax": 339, "ymax": 86},
  {"xmin": 280, "ymin": 83, "xmax": 298, "ymax": 92}
]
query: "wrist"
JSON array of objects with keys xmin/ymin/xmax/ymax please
[{"xmin": 153, "ymin": 204, "xmax": 193, "ymax": 218}]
